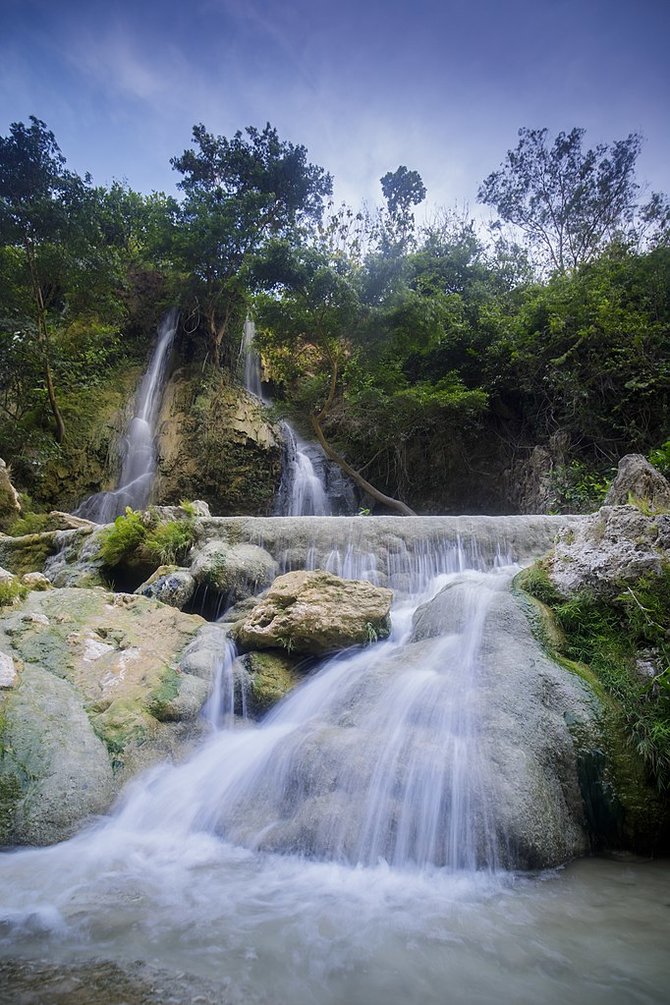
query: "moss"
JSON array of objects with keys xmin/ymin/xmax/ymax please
[
  {"xmin": 245, "ymin": 651, "xmax": 300, "ymax": 717},
  {"xmin": 516, "ymin": 561, "xmax": 670, "ymax": 852},
  {"xmin": 0, "ymin": 532, "xmax": 58, "ymax": 577},
  {"xmin": 91, "ymin": 701, "xmax": 150, "ymax": 770},
  {"xmin": 145, "ymin": 666, "xmax": 182, "ymax": 721}
]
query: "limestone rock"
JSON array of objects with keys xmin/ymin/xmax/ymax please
[
  {"xmin": 243, "ymin": 650, "xmax": 303, "ymax": 717},
  {"xmin": 0, "ymin": 587, "xmax": 216, "ymax": 845},
  {"xmin": 190, "ymin": 541, "xmax": 277, "ymax": 601},
  {"xmin": 604, "ymin": 454, "xmax": 670, "ymax": 511},
  {"xmin": 135, "ymin": 565, "xmax": 196, "ymax": 609},
  {"xmin": 0, "ymin": 530, "xmax": 60, "ymax": 577},
  {"xmin": 548, "ymin": 505, "xmax": 670, "ymax": 598},
  {"xmin": 21, "ymin": 572, "xmax": 52, "ymax": 591},
  {"xmin": 232, "ymin": 570, "xmax": 393, "ymax": 656},
  {"xmin": 0, "ymin": 651, "xmax": 17, "ymax": 688},
  {"xmin": 0, "ymin": 567, "xmax": 15, "ymax": 582},
  {"xmin": 155, "ymin": 368, "xmax": 283, "ymax": 515}
]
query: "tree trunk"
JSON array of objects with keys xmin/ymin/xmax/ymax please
[{"xmin": 310, "ymin": 415, "xmax": 417, "ymax": 516}]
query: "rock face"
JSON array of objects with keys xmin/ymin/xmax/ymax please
[
  {"xmin": 155, "ymin": 367, "xmax": 283, "ymax": 515},
  {"xmin": 409, "ymin": 573, "xmax": 600, "ymax": 867},
  {"xmin": 135, "ymin": 565, "xmax": 196, "ymax": 609},
  {"xmin": 0, "ymin": 458, "xmax": 21, "ymax": 531},
  {"xmin": 232, "ymin": 570, "xmax": 393, "ymax": 656},
  {"xmin": 604, "ymin": 454, "xmax": 670, "ymax": 511},
  {"xmin": 190, "ymin": 540, "xmax": 278, "ymax": 602},
  {"xmin": 0, "ymin": 587, "xmax": 217, "ymax": 845},
  {"xmin": 548, "ymin": 505, "xmax": 670, "ymax": 598}
]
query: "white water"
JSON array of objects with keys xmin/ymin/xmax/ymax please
[
  {"xmin": 75, "ymin": 310, "xmax": 178, "ymax": 523},
  {"xmin": 0, "ymin": 528, "xmax": 668, "ymax": 1000},
  {"xmin": 238, "ymin": 317, "xmax": 355, "ymax": 515}
]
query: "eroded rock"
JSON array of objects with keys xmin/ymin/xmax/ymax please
[
  {"xmin": 232, "ymin": 570, "xmax": 393, "ymax": 656},
  {"xmin": 604, "ymin": 454, "xmax": 670, "ymax": 511},
  {"xmin": 135, "ymin": 565, "xmax": 196, "ymax": 609},
  {"xmin": 548, "ymin": 505, "xmax": 670, "ymax": 598},
  {"xmin": 0, "ymin": 587, "xmax": 218, "ymax": 845}
]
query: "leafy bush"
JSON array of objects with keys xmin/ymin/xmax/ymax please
[
  {"xmin": 551, "ymin": 568, "xmax": 670, "ymax": 791},
  {"xmin": 98, "ymin": 507, "xmax": 196, "ymax": 568},
  {"xmin": 145, "ymin": 520, "xmax": 195, "ymax": 565},
  {"xmin": 99, "ymin": 508, "xmax": 148, "ymax": 566},
  {"xmin": 0, "ymin": 578, "xmax": 27, "ymax": 607}
]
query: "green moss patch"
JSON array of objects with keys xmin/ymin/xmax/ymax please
[{"xmin": 517, "ymin": 562, "xmax": 670, "ymax": 851}]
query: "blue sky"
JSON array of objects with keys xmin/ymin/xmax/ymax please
[{"xmin": 1, "ymin": 0, "xmax": 668, "ymax": 218}]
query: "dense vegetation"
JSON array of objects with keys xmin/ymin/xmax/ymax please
[{"xmin": 1, "ymin": 117, "xmax": 668, "ymax": 515}]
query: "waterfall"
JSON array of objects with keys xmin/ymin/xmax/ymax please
[
  {"xmin": 239, "ymin": 317, "xmax": 263, "ymax": 400},
  {"xmin": 1, "ymin": 518, "xmax": 666, "ymax": 1004},
  {"xmin": 75, "ymin": 309, "xmax": 178, "ymax": 523},
  {"xmin": 238, "ymin": 317, "xmax": 356, "ymax": 515},
  {"xmin": 98, "ymin": 534, "xmax": 512, "ymax": 869}
]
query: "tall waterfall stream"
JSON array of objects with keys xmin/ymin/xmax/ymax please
[
  {"xmin": 1, "ymin": 517, "xmax": 668, "ymax": 1003},
  {"xmin": 74, "ymin": 310, "xmax": 178, "ymax": 522}
]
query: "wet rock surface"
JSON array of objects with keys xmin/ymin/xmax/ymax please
[
  {"xmin": 0, "ymin": 587, "xmax": 217, "ymax": 844},
  {"xmin": 232, "ymin": 570, "xmax": 393, "ymax": 656}
]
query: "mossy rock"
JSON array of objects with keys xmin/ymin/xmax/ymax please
[
  {"xmin": 0, "ymin": 531, "xmax": 59, "ymax": 577},
  {"xmin": 515, "ymin": 561, "xmax": 670, "ymax": 854},
  {"xmin": 243, "ymin": 650, "xmax": 302, "ymax": 718}
]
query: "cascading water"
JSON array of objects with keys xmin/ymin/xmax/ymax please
[
  {"xmin": 74, "ymin": 309, "xmax": 178, "ymax": 523},
  {"xmin": 239, "ymin": 317, "xmax": 355, "ymax": 515},
  {"xmin": 1, "ymin": 520, "xmax": 668, "ymax": 1004}
]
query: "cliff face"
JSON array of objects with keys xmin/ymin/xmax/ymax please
[{"xmin": 154, "ymin": 366, "xmax": 283, "ymax": 516}]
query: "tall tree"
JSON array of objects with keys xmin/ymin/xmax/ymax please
[
  {"xmin": 478, "ymin": 127, "xmax": 643, "ymax": 272},
  {"xmin": 171, "ymin": 123, "xmax": 332, "ymax": 368},
  {"xmin": 0, "ymin": 117, "xmax": 89, "ymax": 441}
]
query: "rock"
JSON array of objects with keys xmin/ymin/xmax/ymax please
[
  {"xmin": 604, "ymin": 454, "xmax": 670, "ymax": 511},
  {"xmin": 190, "ymin": 541, "xmax": 277, "ymax": 601},
  {"xmin": 548, "ymin": 505, "xmax": 670, "ymax": 598},
  {"xmin": 154, "ymin": 368, "xmax": 283, "ymax": 515},
  {"xmin": 0, "ymin": 458, "xmax": 21, "ymax": 531},
  {"xmin": 0, "ymin": 587, "xmax": 215, "ymax": 845},
  {"xmin": 0, "ymin": 652, "xmax": 17, "ymax": 688},
  {"xmin": 232, "ymin": 570, "xmax": 393, "ymax": 656},
  {"xmin": 0, "ymin": 567, "xmax": 15, "ymax": 582},
  {"xmin": 135, "ymin": 565, "xmax": 196, "ymax": 609},
  {"xmin": 47, "ymin": 510, "xmax": 99, "ymax": 531},
  {"xmin": 243, "ymin": 650, "xmax": 303, "ymax": 717},
  {"xmin": 0, "ymin": 530, "xmax": 61, "ymax": 577},
  {"xmin": 189, "ymin": 500, "xmax": 211, "ymax": 518},
  {"xmin": 21, "ymin": 571, "xmax": 52, "ymax": 591}
]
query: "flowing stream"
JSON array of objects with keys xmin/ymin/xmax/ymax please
[
  {"xmin": 1, "ymin": 520, "xmax": 668, "ymax": 1003},
  {"xmin": 74, "ymin": 310, "xmax": 178, "ymax": 523},
  {"xmin": 239, "ymin": 318, "xmax": 355, "ymax": 515}
]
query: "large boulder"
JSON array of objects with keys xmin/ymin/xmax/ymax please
[
  {"xmin": 0, "ymin": 587, "xmax": 219, "ymax": 845},
  {"xmin": 232, "ymin": 570, "xmax": 393, "ymax": 656},
  {"xmin": 548, "ymin": 505, "xmax": 670, "ymax": 598},
  {"xmin": 135, "ymin": 565, "xmax": 196, "ymax": 609},
  {"xmin": 604, "ymin": 454, "xmax": 670, "ymax": 511},
  {"xmin": 190, "ymin": 540, "xmax": 277, "ymax": 601}
]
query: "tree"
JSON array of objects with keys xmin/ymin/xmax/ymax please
[
  {"xmin": 478, "ymin": 127, "xmax": 643, "ymax": 272},
  {"xmin": 171, "ymin": 123, "xmax": 332, "ymax": 368},
  {"xmin": 377, "ymin": 165, "xmax": 426, "ymax": 255},
  {"xmin": 0, "ymin": 117, "xmax": 90, "ymax": 441}
]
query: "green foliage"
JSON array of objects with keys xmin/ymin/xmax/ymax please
[
  {"xmin": 649, "ymin": 440, "xmax": 670, "ymax": 478},
  {"xmin": 478, "ymin": 127, "xmax": 643, "ymax": 272},
  {"xmin": 98, "ymin": 508, "xmax": 148, "ymax": 567},
  {"xmin": 549, "ymin": 569, "xmax": 670, "ymax": 791},
  {"xmin": 98, "ymin": 507, "xmax": 196, "ymax": 569},
  {"xmin": 0, "ymin": 578, "xmax": 27, "ymax": 606},
  {"xmin": 549, "ymin": 462, "xmax": 611, "ymax": 514},
  {"xmin": 145, "ymin": 519, "xmax": 195, "ymax": 565}
]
